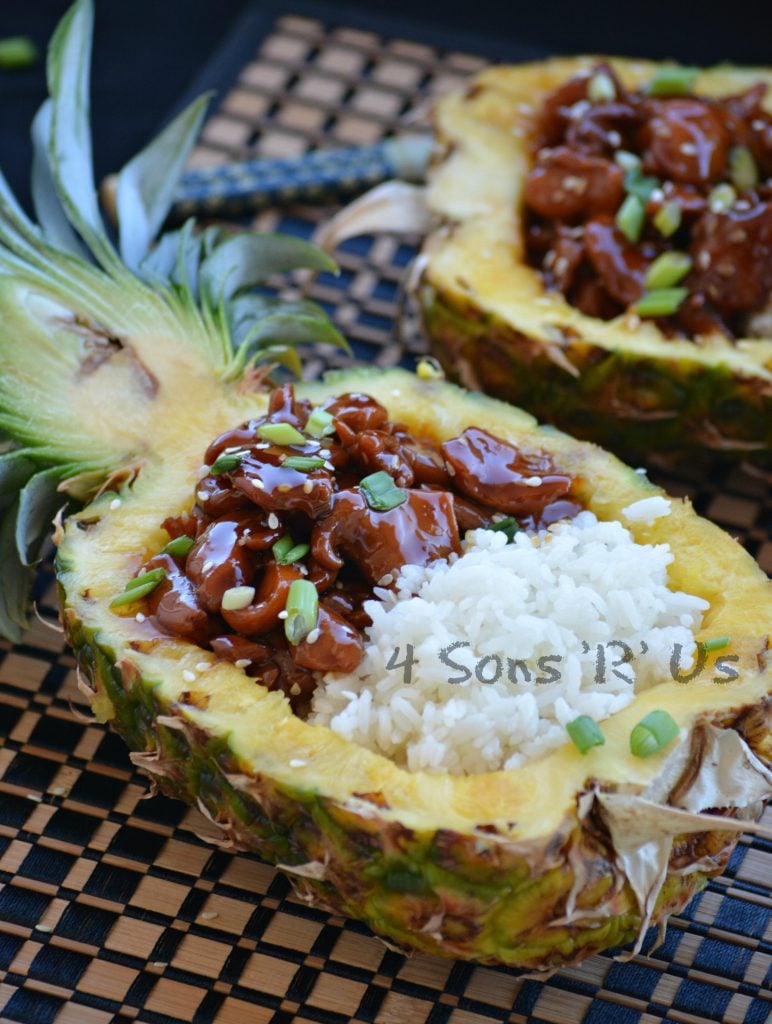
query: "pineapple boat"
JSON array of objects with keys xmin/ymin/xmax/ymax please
[
  {"xmin": 1, "ymin": 1, "xmax": 770, "ymax": 971},
  {"xmin": 325, "ymin": 58, "xmax": 772, "ymax": 457}
]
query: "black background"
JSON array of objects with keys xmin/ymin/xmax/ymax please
[{"xmin": 0, "ymin": 0, "xmax": 768, "ymax": 212}]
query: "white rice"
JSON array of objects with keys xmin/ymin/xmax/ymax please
[{"xmin": 309, "ymin": 511, "xmax": 709, "ymax": 774}]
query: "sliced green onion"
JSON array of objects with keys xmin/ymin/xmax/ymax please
[
  {"xmin": 624, "ymin": 168, "xmax": 660, "ymax": 203},
  {"xmin": 615, "ymin": 194, "xmax": 645, "ymax": 244},
  {"xmin": 304, "ymin": 407, "xmax": 336, "ymax": 438},
  {"xmin": 488, "ymin": 517, "xmax": 520, "ymax": 542},
  {"xmin": 644, "ymin": 252, "xmax": 692, "ymax": 290},
  {"xmin": 257, "ymin": 422, "xmax": 307, "ymax": 446},
  {"xmin": 614, "ymin": 150, "xmax": 642, "ymax": 173},
  {"xmin": 728, "ymin": 146, "xmax": 758, "ymax": 191},
  {"xmin": 653, "ymin": 201, "xmax": 682, "ymax": 238},
  {"xmin": 566, "ymin": 715, "xmax": 605, "ymax": 755},
  {"xmin": 0, "ymin": 36, "xmax": 38, "ymax": 70},
  {"xmin": 162, "ymin": 535, "xmax": 195, "ymax": 558},
  {"xmin": 210, "ymin": 451, "xmax": 244, "ymax": 475},
  {"xmin": 416, "ymin": 358, "xmax": 445, "ymax": 381},
  {"xmin": 633, "ymin": 287, "xmax": 688, "ymax": 318},
  {"xmin": 110, "ymin": 568, "xmax": 166, "ymax": 608},
  {"xmin": 272, "ymin": 535, "xmax": 310, "ymax": 565},
  {"xmin": 221, "ymin": 586, "xmax": 256, "ymax": 611},
  {"xmin": 282, "ymin": 455, "xmax": 326, "ymax": 471},
  {"xmin": 588, "ymin": 71, "xmax": 616, "ymax": 103},
  {"xmin": 708, "ymin": 183, "xmax": 736, "ymax": 214},
  {"xmin": 272, "ymin": 535, "xmax": 294, "ymax": 561},
  {"xmin": 630, "ymin": 710, "xmax": 679, "ymax": 758},
  {"xmin": 701, "ymin": 635, "xmax": 731, "ymax": 653},
  {"xmin": 284, "ymin": 579, "xmax": 319, "ymax": 645},
  {"xmin": 360, "ymin": 470, "xmax": 408, "ymax": 512},
  {"xmin": 646, "ymin": 66, "xmax": 700, "ymax": 97}
]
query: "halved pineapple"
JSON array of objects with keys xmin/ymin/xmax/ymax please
[
  {"xmin": 0, "ymin": 2, "xmax": 769, "ymax": 972},
  {"xmin": 420, "ymin": 58, "xmax": 772, "ymax": 457}
]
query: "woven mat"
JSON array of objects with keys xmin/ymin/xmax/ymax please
[{"xmin": 1, "ymin": 12, "xmax": 770, "ymax": 1024}]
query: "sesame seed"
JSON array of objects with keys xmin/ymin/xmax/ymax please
[
  {"xmin": 697, "ymin": 251, "xmax": 711, "ymax": 269},
  {"xmin": 234, "ymin": 658, "xmax": 251, "ymax": 669},
  {"xmin": 196, "ymin": 490, "xmax": 209, "ymax": 503},
  {"xmin": 303, "ymin": 481, "xmax": 313, "ymax": 493},
  {"xmin": 447, "ymin": 464, "xmax": 456, "ymax": 477},
  {"xmin": 252, "ymin": 478, "xmax": 265, "ymax": 490},
  {"xmin": 290, "ymin": 683, "xmax": 302, "ymax": 696},
  {"xmin": 305, "ymin": 628, "xmax": 321, "ymax": 645},
  {"xmin": 648, "ymin": 188, "xmax": 665, "ymax": 203},
  {"xmin": 34, "ymin": 923, "xmax": 52, "ymax": 932},
  {"xmin": 278, "ymin": 610, "xmax": 289, "ymax": 619},
  {"xmin": 182, "ymin": 670, "xmax": 196, "ymax": 683},
  {"xmin": 377, "ymin": 573, "xmax": 394, "ymax": 586},
  {"xmin": 202, "ymin": 560, "xmax": 214, "ymax": 573},
  {"xmin": 196, "ymin": 662, "xmax": 210, "ymax": 672},
  {"xmin": 289, "ymin": 758, "xmax": 307, "ymax": 768},
  {"xmin": 561, "ymin": 175, "xmax": 587, "ymax": 194},
  {"xmin": 135, "ymin": 612, "xmax": 146, "ymax": 623},
  {"xmin": 679, "ymin": 142, "xmax": 697, "ymax": 155},
  {"xmin": 752, "ymin": 118, "xmax": 765, "ymax": 130},
  {"xmin": 109, "ymin": 498, "xmax": 121, "ymax": 510},
  {"xmin": 523, "ymin": 476, "xmax": 543, "ymax": 487},
  {"xmin": 196, "ymin": 464, "xmax": 209, "ymax": 479},
  {"xmin": 153, "ymin": 961, "xmax": 168, "ymax": 968},
  {"xmin": 26, "ymin": 793, "xmax": 42, "ymax": 802},
  {"xmin": 323, "ymin": 461, "xmax": 335, "ymax": 471},
  {"xmin": 51, "ymin": 786, "xmax": 66, "ymax": 796},
  {"xmin": 607, "ymin": 130, "xmax": 622, "ymax": 147},
  {"xmin": 267, "ymin": 513, "xmax": 279, "ymax": 529},
  {"xmin": 200, "ymin": 911, "xmax": 218, "ymax": 920}
]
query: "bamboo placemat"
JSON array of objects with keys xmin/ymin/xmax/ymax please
[{"xmin": 1, "ymin": 11, "xmax": 771, "ymax": 1024}]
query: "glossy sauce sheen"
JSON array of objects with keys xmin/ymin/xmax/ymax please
[
  {"xmin": 130, "ymin": 386, "xmax": 577, "ymax": 711},
  {"xmin": 524, "ymin": 66, "xmax": 772, "ymax": 338}
]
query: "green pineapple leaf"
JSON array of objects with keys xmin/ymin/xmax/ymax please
[{"xmin": 116, "ymin": 94, "xmax": 212, "ymax": 272}]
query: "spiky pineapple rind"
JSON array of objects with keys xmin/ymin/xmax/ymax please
[
  {"xmin": 64, "ymin": 604, "xmax": 755, "ymax": 969},
  {"xmin": 421, "ymin": 283, "xmax": 772, "ymax": 457}
]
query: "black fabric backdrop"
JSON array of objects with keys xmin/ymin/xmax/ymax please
[{"xmin": 0, "ymin": 0, "xmax": 768, "ymax": 213}]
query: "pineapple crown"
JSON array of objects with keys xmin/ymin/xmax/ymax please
[{"xmin": 0, "ymin": 0, "xmax": 348, "ymax": 641}]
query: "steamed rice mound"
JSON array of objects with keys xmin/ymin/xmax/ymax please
[{"xmin": 309, "ymin": 512, "xmax": 709, "ymax": 774}]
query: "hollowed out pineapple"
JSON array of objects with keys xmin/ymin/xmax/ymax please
[
  {"xmin": 0, "ymin": 4, "xmax": 769, "ymax": 971},
  {"xmin": 419, "ymin": 59, "xmax": 772, "ymax": 457}
]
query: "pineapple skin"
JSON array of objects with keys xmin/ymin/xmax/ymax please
[
  {"xmin": 63, "ymin": 606, "xmax": 749, "ymax": 969},
  {"xmin": 420, "ymin": 58, "xmax": 772, "ymax": 459},
  {"xmin": 422, "ymin": 284, "xmax": 772, "ymax": 458}
]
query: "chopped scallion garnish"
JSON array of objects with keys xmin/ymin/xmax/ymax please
[
  {"xmin": 162, "ymin": 535, "xmax": 195, "ymax": 558},
  {"xmin": 646, "ymin": 66, "xmax": 700, "ymax": 97},
  {"xmin": 701, "ymin": 635, "xmax": 730, "ymax": 653},
  {"xmin": 587, "ymin": 71, "xmax": 615, "ymax": 103},
  {"xmin": 653, "ymin": 201, "xmax": 682, "ymax": 238},
  {"xmin": 282, "ymin": 455, "xmax": 326, "ymax": 471},
  {"xmin": 630, "ymin": 710, "xmax": 679, "ymax": 758},
  {"xmin": 210, "ymin": 451, "xmax": 244, "ymax": 475},
  {"xmin": 257, "ymin": 422, "xmax": 307, "ymax": 446},
  {"xmin": 644, "ymin": 252, "xmax": 692, "ymax": 290},
  {"xmin": 624, "ymin": 168, "xmax": 660, "ymax": 204},
  {"xmin": 284, "ymin": 579, "xmax": 319, "ymax": 645},
  {"xmin": 488, "ymin": 517, "xmax": 520, "ymax": 543},
  {"xmin": 633, "ymin": 287, "xmax": 688, "ymax": 318},
  {"xmin": 614, "ymin": 150, "xmax": 641, "ymax": 173},
  {"xmin": 304, "ymin": 407, "xmax": 336, "ymax": 438},
  {"xmin": 272, "ymin": 535, "xmax": 310, "ymax": 565},
  {"xmin": 708, "ymin": 183, "xmax": 736, "ymax": 214},
  {"xmin": 110, "ymin": 568, "xmax": 166, "ymax": 608},
  {"xmin": 615, "ymin": 194, "xmax": 645, "ymax": 244},
  {"xmin": 0, "ymin": 36, "xmax": 38, "ymax": 70},
  {"xmin": 728, "ymin": 146, "xmax": 758, "ymax": 191},
  {"xmin": 360, "ymin": 471, "xmax": 408, "ymax": 512},
  {"xmin": 566, "ymin": 715, "xmax": 605, "ymax": 755}
]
